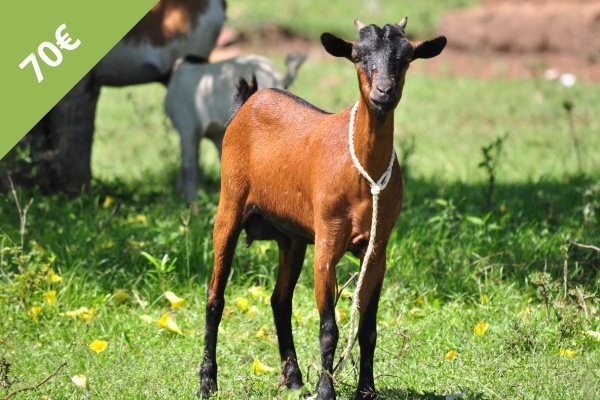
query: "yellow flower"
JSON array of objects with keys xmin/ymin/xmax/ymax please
[
  {"xmin": 408, "ymin": 307, "xmax": 426, "ymax": 318},
  {"xmin": 235, "ymin": 297, "xmax": 249, "ymax": 311},
  {"xmin": 157, "ymin": 312, "xmax": 183, "ymax": 335},
  {"xmin": 558, "ymin": 348, "xmax": 576, "ymax": 358},
  {"xmin": 480, "ymin": 294, "xmax": 490, "ymax": 304},
  {"xmin": 102, "ymin": 195, "xmax": 115, "ymax": 209},
  {"xmin": 80, "ymin": 310, "xmax": 94, "ymax": 322},
  {"xmin": 499, "ymin": 203, "xmax": 508, "ymax": 213},
  {"xmin": 71, "ymin": 374, "xmax": 87, "ymax": 389},
  {"xmin": 46, "ymin": 268, "xmax": 62, "ymax": 283},
  {"xmin": 113, "ymin": 289, "xmax": 128, "ymax": 305},
  {"xmin": 263, "ymin": 295, "xmax": 271, "ymax": 306},
  {"xmin": 43, "ymin": 290, "xmax": 57, "ymax": 306},
  {"xmin": 444, "ymin": 349, "xmax": 458, "ymax": 361},
  {"xmin": 140, "ymin": 314, "xmax": 154, "ymax": 324},
  {"xmin": 251, "ymin": 358, "xmax": 274, "ymax": 373},
  {"xmin": 294, "ymin": 310, "xmax": 303, "ymax": 322},
  {"xmin": 129, "ymin": 239, "xmax": 145, "ymax": 248},
  {"xmin": 520, "ymin": 306, "xmax": 534, "ymax": 322},
  {"xmin": 134, "ymin": 214, "xmax": 147, "ymax": 223},
  {"xmin": 90, "ymin": 340, "xmax": 108, "ymax": 353},
  {"xmin": 164, "ymin": 291, "xmax": 185, "ymax": 308},
  {"xmin": 247, "ymin": 306, "xmax": 259, "ymax": 318},
  {"xmin": 248, "ymin": 286, "xmax": 264, "ymax": 299},
  {"xmin": 340, "ymin": 289, "xmax": 353, "ymax": 299},
  {"xmin": 65, "ymin": 307, "xmax": 94, "ymax": 322},
  {"xmin": 223, "ymin": 306, "xmax": 235, "ymax": 317},
  {"xmin": 32, "ymin": 241, "xmax": 46, "ymax": 255},
  {"xmin": 29, "ymin": 305, "xmax": 42, "ymax": 321},
  {"xmin": 256, "ymin": 326, "xmax": 270, "ymax": 340},
  {"xmin": 337, "ymin": 308, "xmax": 347, "ymax": 324},
  {"xmin": 474, "ymin": 321, "xmax": 489, "ymax": 336}
]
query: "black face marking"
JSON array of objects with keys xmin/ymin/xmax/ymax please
[
  {"xmin": 353, "ymin": 24, "xmax": 414, "ymax": 114},
  {"xmin": 353, "ymin": 25, "xmax": 412, "ymax": 81}
]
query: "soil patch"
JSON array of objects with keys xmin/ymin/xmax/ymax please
[{"xmin": 437, "ymin": 0, "xmax": 600, "ymax": 80}]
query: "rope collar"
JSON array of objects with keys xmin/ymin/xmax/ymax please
[{"xmin": 348, "ymin": 101, "xmax": 396, "ymax": 194}]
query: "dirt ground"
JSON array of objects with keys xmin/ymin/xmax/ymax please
[
  {"xmin": 213, "ymin": 0, "xmax": 600, "ymax": 82},
  {"xmin": 437, "ymin": 0, "xmax": 600, "ymax": 81}
]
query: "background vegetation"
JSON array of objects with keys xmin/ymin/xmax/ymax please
[
  {"xmin": 1, "ymin": 0, "xmax": 599, "ymax": 399},
  {"xmin": 228, "ymin": 0, "xmax": 480, "ymax": 40}
]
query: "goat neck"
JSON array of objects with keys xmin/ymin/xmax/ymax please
[{"xmin": 351, "ymin": 95, "xmax": 395, "ymax": 182}]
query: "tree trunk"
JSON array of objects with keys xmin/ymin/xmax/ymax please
[{"xmin": 1, "ymin": 71, "xmax": 100, "ymax": 195}]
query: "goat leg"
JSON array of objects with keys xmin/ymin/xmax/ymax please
[
  {"xmin": 177, "ymin": 125, "xmax": 201, "ymax": 202},
  {"xmin": 199, "ymin": 200, "xmax": 243, "ymax": 397},
  {"xmin": 272, "ymin": 238, "xmax": 307, "ymax": 390},
  {"xmin": 354, "ymin": 250, "xmax": 386, "ymax": 400},
  {"xmin": 313, "ymin": 230, "xmax": 347, "ymax": 400}
]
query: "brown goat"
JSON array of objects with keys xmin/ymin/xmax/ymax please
[{"xmin": 200, "ymin": 18, "xmax": 446, "ymax": 400}]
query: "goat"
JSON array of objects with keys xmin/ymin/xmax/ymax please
[
  {"xmin": 165, "ymin": 54, "xmax": 306, "ymax": 200},
  {"xmin": 200, "ymin": 18, "xmax": 446, "ymax": 400}
]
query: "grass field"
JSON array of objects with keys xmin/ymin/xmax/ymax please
[
  {"xmin": 2, "ymin": 1, "xmax": 600, "ymax": 399},
  {"xmin": 228, "ymin": 0, "xmax": 480, "ymax": 40}
]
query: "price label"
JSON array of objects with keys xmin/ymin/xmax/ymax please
[{"xmin": 19, "ymin": 23, "xmax": 82, "ymax": 83}]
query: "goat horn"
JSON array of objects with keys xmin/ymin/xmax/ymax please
[
  {"xmin": 398, "ymin": 16, "xmax": 408, "ymax": 30},
  {"xmin": 354, "ymin": 18, "xmax": 366, "ymax": 31}
]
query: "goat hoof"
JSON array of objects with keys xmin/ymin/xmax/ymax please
[
  {"xmin": 281, "ymin": 374, "xmax": 303, "ymax": 391},
  {"xmin": 315, "ymin": 374, "xmax": 335, "ymax": 400},
  {"xmin": 198, "ymin": 375, "xmax": 218, "ymax": 398},
  {"xmin": 353, "ymin": 387, "xmax": 377, "ymax": 400},
  {"xmin": 280, "ymin": 359, "xmax": 304, "ymax": 390}
]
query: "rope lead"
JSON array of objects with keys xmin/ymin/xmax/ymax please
[{"xmin": 334, "ymin": 101, "xmax": 396, "ymax": 376}]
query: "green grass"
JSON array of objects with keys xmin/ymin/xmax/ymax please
[
  {"xmin": 228, "ymin": 0, "xmax": 481, "ymax": 40},
  {"xmin": 2, "ymin": 1, "xmax": 600, "ymax": 398}
]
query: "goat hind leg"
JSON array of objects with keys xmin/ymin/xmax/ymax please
[
  {"xmin": 199, "ymin": 200, "xmax": 243, "ymax": 397},
  {"xmin": 272, "ymin": 238, "xmax": 307, "ymax": 390}
]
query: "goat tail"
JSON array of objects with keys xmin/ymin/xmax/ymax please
[
  {"xmin": 226, "ymin": 75, "xmax": 258, "ymax": 128},
  {"xmin": 234, "ymin": 74, "xmax": 258, "ymax": 110}
]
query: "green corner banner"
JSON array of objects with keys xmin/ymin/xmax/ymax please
[{"xmin": 0, "ymin": 0, "xmax": 159, "ymax": 160}]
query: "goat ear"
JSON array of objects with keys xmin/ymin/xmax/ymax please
[
  {"xmin": 413, "ymin": 36, "xmax": 447, "ymax": 60},
  {"xmin": 321, "ymin": 33, "xmax": 353, "ymax": 59}
]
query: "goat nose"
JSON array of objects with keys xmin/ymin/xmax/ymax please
[{"xmin": 376, "ymin": 84, "xmax": 393, "ymax": 96}]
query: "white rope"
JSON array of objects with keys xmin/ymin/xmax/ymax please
[{"xmin": 334, "ymin": 101, "xmax": 396, "ymax": 376}]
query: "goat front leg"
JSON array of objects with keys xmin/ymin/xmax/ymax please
[
  {"xmin": 313, "ymin": 230, "xmax": 348, "ymax": 400},
  {"xmin": 199, "ymin": 200, "xmax": 243, "ymax": 398},
  {"xmin": 272, "ymin": 238, "xmax": 307, "ymax": 390},
  {"xmin": 354, "ymin": 248, "xmax": 387, "ymax": 400}
]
